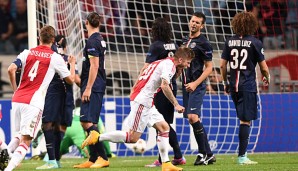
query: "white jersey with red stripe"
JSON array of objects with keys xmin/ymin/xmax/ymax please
[
  {"xmin": 12, "ymin": 45, "xmax": 70, "ymax": 110},
  {"xmin": 130, "ymin": 57, "xmax": 176, "ymax": 108}
]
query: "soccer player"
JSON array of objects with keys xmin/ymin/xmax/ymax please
[
  {"xmin": 73, "ymin": 12, "xmax": 109, "ymax": 169},
  {"xmin": 36, "ymin": 35, "xmax": 80, "ymax": 169},
  {"xmin": 182, "ymin": 12, "xmax": 216, "ymax": 165},
  {"xmin": 220, "ymin": 11, "xmax": 270, "ymax": 165},
  {"xmin": 60, "ymin": 99, "xmax": 116, "ymax": 158},
  {"xmin": 140, "ymin": 17, "xmax": 186, "ymax": 167},
  {"xmin": 3, "ymin": 25, "xmax": 75, "ymax": 171},
  {"xmin": 82, "ymin": 46, "xmax": 194, "ymax": 171}
]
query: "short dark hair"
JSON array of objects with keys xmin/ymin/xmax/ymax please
[
  {"xmin": 87, "ymin": 12, "xmax": 101, "ymax": 28},
  {"xmin": 39, "ymin": 25, "xmax": 55, "ymax": 44},
  {"xmin": 192, "ymin": 12, "xmax": 206, "ymax": 24},
  {"xmin": 55, "ymin": 35, "xmax": 66, "ymax": 48},
  {"xmin": 151, "ymin": 17, "xmax": 172, "ymax": 42}
]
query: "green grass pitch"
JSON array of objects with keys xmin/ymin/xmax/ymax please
[{"xmin": 15, "ymin": 153, "xmax": 298, "ymax": 171}]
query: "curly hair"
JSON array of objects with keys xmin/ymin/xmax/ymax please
[
  {"xmin": 231, "ymin": 11, "xmax": 258, "ymax": 36},
  {"xmin": 151, "ymin": 17, "xmax": 172, "ymax": 42},
  {"xmin": 55, "ymin": 35, "xmax": 66, "ymax": 48}
]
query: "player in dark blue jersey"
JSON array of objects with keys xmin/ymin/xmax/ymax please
[
  {"xmin": 36, "ymin": 35, "xmax": 80, "ymax": 169},
  {"xmin": 220, "ymin": 12, "xmax": 270, "ymax": 165},
  {"xmin": 138, "ymin": 17, "xmax": 185, "ymax": 168},
  {"xmin": 73, "ymin": 12, "xmax": 109, "ymax": 169},
  {"xmin": 182, "ymin": 12, "xmax": 216, "ymax": 165},
  {"xmin": 37, "ymin": 42, "xmax": 67, "ymax": 169}
]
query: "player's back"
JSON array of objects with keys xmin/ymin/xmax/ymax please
[
  {"xmin": 222, "ymin": 35, "xmax": 265, "ymax": 92},
  {"xmin": 12, "ymin": 45, "xmax": 66, "ymax": 109}
]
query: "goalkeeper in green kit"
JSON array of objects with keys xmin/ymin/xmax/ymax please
[
  {"xmin": 60, "ymin": 99, "xmax": 116, "ymax": 158},
  {"xmin": 32, "ymin": 99, "xmax": 116, "ymax": 159}
]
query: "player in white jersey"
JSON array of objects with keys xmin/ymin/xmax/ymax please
[
  {"xmin": 2, "ymin": 25, "xmax": 76, "ymax": 171},
  {"xmin": 82, "ymin": 46, "xmax": 194, "ymax": 171}
]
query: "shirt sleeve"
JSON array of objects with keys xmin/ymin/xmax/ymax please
[
  {"xmin": 221, "ymin": 40, "xmax": 230, "ymax": 61},
  {"xmin": 197, "ymin": 41, "xmax": 213, "ymax": 61},
  {"xmin": 254, "ymin": 40, "xmax": 265, "ymax": 62},
  {"xmin": 13, "ymin": 50, "xmax": 30, "ymax": 69},
  {"xmin": 160, "ymin": 59, "xmax": 175, "ymax": 84},
  {"xmin": 52, "ymin": 53, "xmax": 71, "ymax": 79},
  {"xmin": 145, "ymin": 43, "xmax": 163, "ymax": 63},
  {"xmin": 86, "ymin": 38, "xmax": 106, "ymax": 59}
]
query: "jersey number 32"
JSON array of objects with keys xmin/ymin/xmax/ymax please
[{"xmin": 230, "ymin": 49, "xmax": 247, "ymax": 70}]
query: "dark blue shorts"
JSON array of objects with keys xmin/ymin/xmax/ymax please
[
  {"xmin": 42, "ymin": 92, "xmax": 65, "ymax": 123},
  {"xmin": 154, "ymin": 90, "xmax": 175, "ymax": 124},
  {"xmin": 231, "ymin": 91, "xmax": 258, "ymax": 121},
  {"xmin": 60, "ymin": 92, "xmax": 74, "ymax": 126},
  {"xmin": 80, "ymin": 92, "xmax": 104, "ymax": 124},
  {"xmin": 183, "ymin": 85, "xmax": 206, "ymax": 118}
]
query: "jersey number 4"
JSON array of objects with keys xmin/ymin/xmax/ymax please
[
  {"xmin": 28, "ymin": 61, "xmax": 40, "ymax": 81},
  {"xmin": 230, "ymin": 49, "xmax": 247, "ymax": 70}
]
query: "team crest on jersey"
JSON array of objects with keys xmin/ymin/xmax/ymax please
[
  {"xmin": 190, "ymin": 42, "xmax": 196, "ymax": 48},
  {"xmin": 261, "ymin": 48, "xmax": 264, "ymax": 54}
]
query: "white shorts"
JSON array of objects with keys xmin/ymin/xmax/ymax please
[
  {"xmin": 12, "ymin": 102, "xmax": 42, "ymax": 138},
  {"xmin": 125, "ymin": 101, "xmax": 164, "ymax": 133}
]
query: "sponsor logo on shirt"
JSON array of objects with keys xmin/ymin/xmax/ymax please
[{"xmin": 87, "ymin": 48, "xmax": 96, "ymax": 52}]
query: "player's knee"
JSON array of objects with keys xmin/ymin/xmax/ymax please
[
  {"xmin": 80, "ymin": 122, "xmax": 92, "ymax": 130},
  {"xmin": 188, "ymin": 114, "xmax": 201, "ymax": 124},
  {"xmin": 20, "ymin": 135, "xmax": 33, "ymax": 147},
  {"xmin": 42, "ymin": 122, "xmax": 54, "ymax": 131},
  {"xmin": 127, "ymin": 132, "xmax": 141, "ymax": 143},
  {"xmin": 154, "ymin": 121, "xmax": 169, "ymax": 132},
  {"xmin": 240, "ymin": 120, "xmax": 250, "ymax": 125},
  {"xmin": 128, "ymin": 136, "xmax": 139, "ymax": 143},
  {"xmin": 161, "ymin": 123, "xmax": 170, "ymax": 132}
]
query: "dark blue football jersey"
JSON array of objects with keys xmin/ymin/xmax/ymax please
[
  {"xmin": 221, "ymin": 35, "xmax": 265, "ymax": 92},
  {"xmin": 61, "ymin": 54, "xmax": 76, "ymax": 106},
  {"xmin": 47, "ymin": 45, "xmax": 66, "ymax": 94},
  {"xmin": 182, "ymin": 34, "xmax": 213, "ymax": 85},
  {"xmin": 145, "ymin": 40, "xmax": 178, "ymax": 91},
  {"xmin": 81, "ymin": 32, "xmax": 106, "ymax": 93},
  {"xmin": 145, "ymin": 40, "xmax": 178, "ymax": 63}
]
